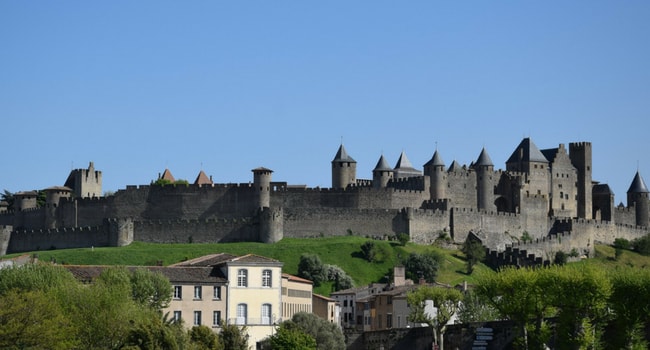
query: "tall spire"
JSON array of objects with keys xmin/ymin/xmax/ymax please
[
  {"xmin": 474, "ymin": 148, "xmax": 493, "ymax": 167},
  {"xmin": 628, "ymin": 171, "xmax": 649, "ymax": 193},
  {"xmin": 332, "ymin": 144, "xmax": 356, "ymax": 163}
]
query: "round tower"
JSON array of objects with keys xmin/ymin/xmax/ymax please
[
  {"xmin": 627, "ymin": 171, "xmax": 649, "ymax": 227},
  {"xmin": 372, "ymin": 155, "xmax": 393, "ymax": 189},
  {"xmin": 424, "ymin": 150, "xmax": 446, "ymax": 200},
  {"xmin": 44, "ymin": 186, "xmax": 72, "ymax": 229},
  {"xmin": 13, "ymin": 191, "xmax": 38, "ymax": 212},
  {"xmin": 331, "ymin": 144, "xmax": 357, "ymax": 189},
  {"xmin": 252, "ymin": 167, "xmax": 273, "ymax": 209},
  {"xmin": 474, "ymin": 148, "xmax": 495, "ymax": 211}
]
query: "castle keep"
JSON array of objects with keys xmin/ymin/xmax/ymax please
[{"xmin": 2, "ymin": 138, "xmax": 649, "ymax": 264}]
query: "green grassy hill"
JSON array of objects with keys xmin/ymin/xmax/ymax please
[
  {"xmin": 4, "ymin": 236, "xmax": 492, "ymax": 296},
  {"xmin": 10, "ymin": 237, "xmax": 645, "ymax": 296}
]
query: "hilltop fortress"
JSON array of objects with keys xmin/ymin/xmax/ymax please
[{"xmin": 1, "ymin": 138, "xmax": 649, "ymax": 265}]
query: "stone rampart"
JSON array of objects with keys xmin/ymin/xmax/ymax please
[
  {"xmin": 404, "ymin": 208, "xmax": 450, "ymax": 244},
  {"xmin": 7, "ymin": 225, "xmax": 110, "ymax": 254},
  {"xmin": 133, "ymin": 217, "xmax": 258, "ymax": 243},
  {"xmin": 451, "ymin": 208, "xmax": 526, "ymax": 247},
  {"xmin": 282, "ymin": 207, "xmax": 402, "ymax": 238}
]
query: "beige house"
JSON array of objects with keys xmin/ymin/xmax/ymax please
[
  {"xmin": 281, "ymin": 273, "xmax": 313, "ymax": 320},
  {"xmin": 313, "ymin": 293, "xmax": 339, "ymax": 326},
  {"xmin": 172, "ymin": 253, "xmax": 284, "ymax": 348}
]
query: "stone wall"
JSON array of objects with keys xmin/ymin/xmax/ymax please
[
  {"xmin": 133, "ymin": 217, "xmax": 259, "ymax": 243},
  {"xmin": 6, "ymin": 225, "xmax": 110, "ymax": 253},
  {"xmin": 282, "ymin": 207, "xmax": 402, "ymax": 238}
]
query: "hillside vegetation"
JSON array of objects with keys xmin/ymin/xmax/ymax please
[
  {"xmin": 6, "ymin": 236, "xmax": 491, "ymax": 295},
  {"xmin": 7, "ymin": 237, "xmax": 649, "ymax": 296}
]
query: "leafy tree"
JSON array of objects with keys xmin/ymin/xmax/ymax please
[
  {"xmin": 269, "ymin": 322, "xmax": 317, "ymax": 350},
  {"xmin": 475, "ymin": 267, "xmax": 551, "ymax": 350},
  {"xmin": 461, "ymin": 238, "xmax": 485, "ymax": 274},
  {"xmin": 407, "ymin": 286, "xmax": 463, "ymax": 350},
  {"xmin": 540, "ymin": 265, "xmax": 611, "ymax": 350},
  {"xmin": 124, "ymin": 311, "xmax": 184, "ymax": 350},
  {"xmin": 219, "ymin": 323, "xmax": 249, "ymax": 350},
  {"xmin": 0, "ymin": 289, "xmax": 76, "ymax": 350},
  {"xmin": 457, "ymin": 290, "xmax": 500, "ymax": 323},
  {"xmin": 360, "ymin": 241, "xmax": 376, "ymax": 262},
  {"xmin": 632, "ymin": 234, "xmax": 650, "ymax": 255},
  {"xmin": 298, "ymin": 253, "xmax": 327, "ymax": 286},
  {"xmin": 606, "ymin": 267, "xmax": 650, "ymax": 350},
  {"xmin": 613, "ymin": 237, "xmax": 630, "ymax": 250},
  {"xmin": 396, "ymin": 232, "xmax": 410, "ymax": 246},
  {"xmin": 1, "ymin": 189, "xmax": 13, "ymax": 211},
  {"xmin": 325, "ymin": 264, "xmax": 354, "ymax": 291},
  {"xmin": 520, "ymin": 231, "xmax": 532, "ymax": 243},
  {"xmin": 189, "ymin": 325, "xmax": 221, "ymax": 350},
  {"xmin": 131, "ymin": 267, "xmax": 172, "ymax": 312},
  {"xmin": 553, "ymin": 250, "xmax": 567, "ymax": 265},
  {"xmin": 402, "ymin": 251, "xmax": 443, "ymax": 283},
  {"xmin": 290, "ymin": 312, "xmax": 346, "ymax": 350},
  {"xmin": 0, "ymin": 262, "xmax": 78, "ymax": 295}
]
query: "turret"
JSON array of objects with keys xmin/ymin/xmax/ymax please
[
  {"xmin": 569, "ymin": 142, "xmax": 593, "ymax": 219},
  {"xmin": 64, "ymin": 162, "xmax": 102, "ymax": 198},
  {"xmin": 331, "ymin": 144, "xmax": 357, "ymax": 189},
  {"xmin": 627, "ymin": 171, "xmax": 649, "ymax": 227},
  {"xmin": 424, "ymin": 150, "xmax": 446, "ymax": 200},
  {"xmin": 13, "ymin": 191, "xmax": 38, "ymax": 212},
  {"xmin": 474, "ymin": 148, "xmax": 494, "ymax": 211},
  {"xmin": 372, "ymin": 155, "xmax": 393, "ymax": 189},
  {"xmin": 252, "ymin": 167, "xmax": 273, "ymax": 209},
  {"xmin": 393, "ymin": 151, "xmax": 422, "ymax": 179},
  {"xmin": 44, "ymin": 186, "xmax": 72, "ymax": 229}
]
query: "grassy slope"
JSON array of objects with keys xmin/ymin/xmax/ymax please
[{"xmin": 7, "ymin": 236, "xmax": 492, "ymax": 296}]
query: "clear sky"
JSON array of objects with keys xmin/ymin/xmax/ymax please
[{"xmin": 2, "ymin": 1, "xmax": 649, "ymax": 205}]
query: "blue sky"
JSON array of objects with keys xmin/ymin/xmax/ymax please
[{"xmin": 2, "ymin": 1, "xmax": 649, "ymax": 205}]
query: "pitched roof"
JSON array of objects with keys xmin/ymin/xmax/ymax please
[
  {"xmin": 474, "ymin": 148, "xmax": 494, "ymax": 167},
  {"xmin": 228, "ymin": 254, "xmax": 283, "ymax": 266},
  {"xmin": 160, "ymin": 169, "xmax": 176, "ymax": 182},
  {"xmin": 628, "ymin": 171, "xmax": 649, "ymax": 193},
  {"xmin": 170, "ymin": 253, "xmax": 238, "ymax": 267},
  {"xmin": 313, "ymin": 293, "xmax": 335, "ymax": 302},
  {"xmin": 64, "ymin": 265, "xmax": 227, "ymax": 284},
  {"xmin": 394, "ymin": 151, "xmax": 415, "ymax": 170},
  {"xmin": 506, "ymin": 138, "xmax": 549, "ymax": 164},
  {"xmin": 332, "ymin": 144, "xmax": 356, "ymax": 163},
  {"xmin": 424, "ymin": 150, "xmax": 445, "ymax": 167},
  {"xmin": 282, "ymin": 273, "xmax": 314, "ymax": 285},
  {"xmin": 194, "ymin": 170, "xmax": 213, "ymax": 185},
  {"xmin": 373, "ymin": 155, "xmax": 393, "ymax": 172},
  {"xmin": 593, "ymin": 184, "xmax": 614, "ymax": 195}
]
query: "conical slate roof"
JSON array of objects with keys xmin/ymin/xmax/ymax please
[
  {"xmin": 474, "ymin": 148, "xmax": 493, "ymax": 167},
  {"xmin": 627, "ymin": 171, "xmax": 649, "ymax": 193},
  {"xmin": 506, "ymin": 138, "xmax": 549, "ymax": 164},
  {"xmin": 332, "ymin": 144, "xmax": 356, "ymax": 163},
  {"xmin": 424, "ymin": 150, "xmax": 445, "ymax": 167},
  {"xmin": 448, "ymin": 160, "xmax": 462, "ymax": 172},
  {"xmin": 394, "ymin": 151, "xmax": 415, "ymax": 170},
  {"xmin": 373, "ymin": 155, "xmax": 393, "ymax": 172}
]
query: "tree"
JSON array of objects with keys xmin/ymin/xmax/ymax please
[
  {"xmin": 606, "ymin": 267, "xmax": 650, "ymax": 349},
  {"xmin": 298, "ymin": 253, "xmax": 327, "ymax": 286},
  {"xmin": 0, "ymin": 262, "xmax": 78, "ymax": 296},
  {"xmin": 402, "ymin": 251, "xmax": 443, "ymax": 283},
  {"xmin": 540, "ymin": 265, "xmax": 611, "ymax": 350},
  {"xmin": 632, "ymin": 234, "xmax": 650, "ymax": 255},
  {"xmin": 0, "ymin": 289, "xmax": 76, "ymax": 350},
  {"xmin": 457, "ymin": 290, "xmax": 500, "ymax": 323},
  {"xmin": 396, "ymin": 233, "xmax": 410, "ymax": 246},
  {"xmin": 360, "ymin": 241, "xmax": 376, "ymax": 262},
  {"xmin": 290, "ymin": 312, "xmax": 346, "ymax": 350},
  {"xmin": 219, "ymin": 324, "xmax": 249, "ymax": 350},
  {"xmin": 1, "ymin": 189, "xmax": 13, "ymax": 211},
  {"xmin": 269, "ymin": 322, "xmax": 317, "ymax": 350},
  {"xmin": 461, "ymin": 238, "xmax": 485, "ymax": 274},
  {"xmin": 553, "ymin": 251, "xmax": 567, "ymax": 265},
  {"xmin": 407, "ymin": 286, "xmax": 462, "ymax": 350},
  {"xmin": 475, "ymin": 267, "xmax": 551, "ymax": 350},
  {"xmin": 324, "ymin": 264, "xmax": 354, "ymax": 291},
  {"xmin": 189, "ymin": 325, "xmax": 221, "ymax": 350},
  {"xmin": 130, "ymin": 267, "xmax": 172, "ymax": 312}
]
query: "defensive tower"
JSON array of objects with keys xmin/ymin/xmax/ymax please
[
  {"xmin": 331, "ymin": 144, "xmax": 357, "ymax": 189},
  {"xmin": 64, "ymin": 162, "xmax": 102, "ymax": 198},
  {"xmin": 474, "ymin": 148, "xmax": 494, "ymax": 211},
  {"xmin": 372, "ymin": 155, "xmax": 393, "ymax": 189},
  {"xmin": 252, "ymin": 167, "xmax": 273, "ymax": 209},
  {"xmin": 569, "ymin": 142, "xmax": 593, "ymax": 219},
  {"xmin": 44, "ymin": 186, "xmax": 72, "ymax": 229},
  {"xmin": 424, "ymin": 150, "xmax": 446, "ymax": 200},
  {"xmin": 627, "ymin": 171, "xmax": 649, "ymax": 227}
]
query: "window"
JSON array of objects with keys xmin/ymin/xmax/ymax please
[
  {"xmin": 237, "ymin": 269, "xmax": 248, "ymax": 287},
  {"xmin": 236, "ymin": 304, "xmax": 247, "ymax": 325},
  {"xmin": 262, "ymin": 269, "xmax": 272, "ymax": 287},
  {"xmin": 213, "ymin": 286, "xmax": 221, "ymax": 300},
  {"xmin": 262, "ymin": 303, "xmax": 272, "ymax": 325},
  {"xmin": 173, "ymin": 311, "xmax": 181, "ymax": 323},
  {"xmin": 173, "ymin": 286, "xmax": 182, "ymax": 299},
  {"xmin": 387, "ymin": 314, "xmax": 393, "ymax": 328},
  {"xmin": 343, "ymin": 300, "xmax": 348, "ymax": 307},
  {"xmin": 194, "ymin": 286, "xmax": 202, "ymax": 300},
  {"xmin": 193, "ymin": 311, "xmax": 202, "ymax": 326},
  {"xmin": 213, "ymin": 311, "xmax": 221, "ymax": 326}
]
